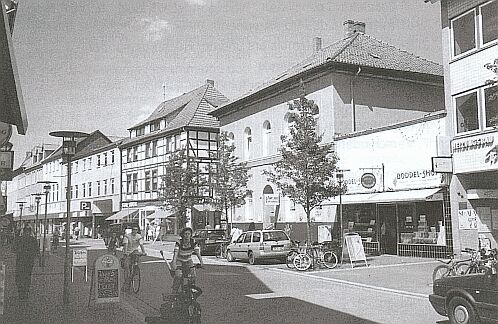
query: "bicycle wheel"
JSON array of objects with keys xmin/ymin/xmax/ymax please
[
  {"xmin": 293, "ymin": 253, "xmax": 312, "ymax": 271},
  {"xmin": 286, "ymin": 251, "xmax": 298, "ymax": 269},
  {"xmin": 322, "ymin": 251, "xmax": 338, "ymax": 269},
  {"xmin": 188, "ymin": 301, "xmax": 201, "ymax": 324},
  {"xmin": 455, "ymin": 262, "xmax": 470, "ymax": 275},
  {"xmin": 433, "ymin": 265, "xmax": 451, "ymax": 281},
  {"xmin": 131, "ymin": 265, "xmax": 141, "ymax": 293}
]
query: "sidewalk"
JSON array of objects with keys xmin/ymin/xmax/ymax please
[{"xmin": 0, "ymin": 239, "xmax": 144, "ymax": 324}]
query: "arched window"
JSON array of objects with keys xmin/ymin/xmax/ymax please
[
  {"xmin": 262, "ymin": 121, "xmax": 271, "ymax": 156},
  {"xmin": 227, "ymin": 132, "xmax": 235, "ymax": 147},
  {"xmin": 244, "ymin": 127, "xmax": 252, "ymax": 160}
]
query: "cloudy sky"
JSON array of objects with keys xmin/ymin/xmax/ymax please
[{"xmin": 10, "ymin": 0, "xmax": 442, "ymax": 167}]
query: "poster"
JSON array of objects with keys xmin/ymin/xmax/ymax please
[{"xmin": 458, "ymin": 209, "xmax": 478, "ymax": 230}]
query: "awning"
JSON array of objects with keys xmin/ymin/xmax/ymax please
[
  {"xmin": 326, "ymin": 188, "xmax": 443, "ymax": 205},
  {"xmin": 146, "ymin": 209, "xmax": 175, "ymax": 219},
  {"xmin": 193, "ymin": 204, "xmax": 219, "ymax": 212},
  {"xmin": 105, "ymin": 208, "xmax": 139, "ymax": 221}
]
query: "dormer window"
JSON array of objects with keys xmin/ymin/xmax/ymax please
[
  {"xmin": 136, "ymin": 127, "xmax": 145, "ymax": 137},
  {"xmin": 151, "ymin": 120, "xmax": 161, "ymax": 132}
]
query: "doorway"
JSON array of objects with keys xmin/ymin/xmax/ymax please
[{"xmin": 378, "ymin": 204, "xmax": 398, "ymax": 255}]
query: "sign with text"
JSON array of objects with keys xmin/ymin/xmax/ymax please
[
  {"xmin": 343, "ymin": 233, "xmax": 368, "ymax": 268},
  {"xmin": 264, "ymin": 194, "xmax": 280, "ymax": 205},
  {"xmin": 94, "ymin": 254, "xmax": 120, "ymax": 303},
  {"xmin": 432, "ymin": 156, "xmax": 453, "ymax": 173},
  {"xmin": 458, "ymin": 209, "xmax": 478, "ymax": 230},
  {"xmin": 72, "ymin": 249, "xmax": 87, "ymax": 267},
  {"xmin": 80, "ymin": 201, "xmax": 91, "ymax": 210},
  {"xmin": 452, "ymin": 132, "xmax": 498, "ymax": 173}
]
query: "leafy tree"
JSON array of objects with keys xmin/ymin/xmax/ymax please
[
  {"xmin": 484, "ymin": 58, "xmax": 498, "ymax": 126},
  {"xmin": 263, "ymin": 96, "xmax": 341, "ymax": 243},
  {"xmin": 211, "ymin": 132, "xmax": 251, "ymax": 231},
  {"xmin": 160, "ymin": 148, "xmax": 197, "ymax": 231}
]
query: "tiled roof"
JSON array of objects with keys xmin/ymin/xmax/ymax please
[
  {"xmin": 122, "ymin": 83, "xmax": 228, "ymax": 146},
  {"xmin": 212, "ymin": 32, "xmax": 443, "ymax": 115}
]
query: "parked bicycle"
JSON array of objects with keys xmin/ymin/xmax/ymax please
[
  {"xmin": 215, "ymin": 240, "xmax": 230, "ymax": 259},
  {"xmin": 293, "ymin": 242, "xmax": 338, "ymax": 271},
  {"xmin": 432, "ymin": 253, "xmax": 471, "ymax": 281},
  {"xmin": 158, "ymin": 250, "xmax": 203, "ymax": 324},
  {"xmin": 461, "ymin": 247, "xmax": 498, "ymax": 275},
  {"xmin": 286, "ymin": 240, "xmax": 302, "ymax": 269}
]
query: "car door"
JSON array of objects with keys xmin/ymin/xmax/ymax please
[
  {"xmin": 240, "ymin": 232, "xmax": 253, "ymax": 259},
  {"xmin": 231, "ymin": 233, "xmax": 245, "ymax": 259},
  {"xmin": 478, "ymin": 269, "xmax": 498, "ymax": 321}
]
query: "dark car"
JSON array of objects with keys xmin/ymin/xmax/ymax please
[
  {"xmin": 429, "ymin": 263, "xmax": 498, "ymax": 324},
  {"xmin": 193, "ymin": 229, "xmax": 227, "ymax": 255}
]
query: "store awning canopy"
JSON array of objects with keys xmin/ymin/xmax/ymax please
[
  {"xmin": 146, "ymin": 209, "xmax": 175, "ymax": 219},
  {"xmin": 105, "ymin": 208, "xmax": 139, "ymax": 221},
  {"xmin": 326, "ymin": 188, "xmax": 443, "ymax": 205},
  {"xmin": 193, "ymin": 204, "xmax": 219, "ymax": 212}
]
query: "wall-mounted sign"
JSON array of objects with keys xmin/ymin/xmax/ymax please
[
  {"xmin": 264, "ymin": 194, "xmax": 280, "ymax": 205},
  {"xmin": 432, "ymin": 156, "xmax": 453, "ymax": 173},
  {"xmin": 458, "ymin": 209, "xmax": 478, "ymax": 230},
  {"xmin": 360, "ymin": 173, "xmax": 376, "ymax": 189},
  {"xmin": 452, "ymin": 132, "xmax": 498, "ymax": 173},
  {"xmin": 80, "ymin": 201, "xmax": 91, "ymax": 211}
]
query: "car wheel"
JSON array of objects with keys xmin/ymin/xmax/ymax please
[
  {"xmin": 448, "ymin": 296, "xmax": 478, "ymax": 324},
  {"xmin": 248, "ymin": 252, "xmax": 257, "ymax": 265},
  {"xmin": 226, "ymin": 250, "xmax": 235, "ymax": 262}
]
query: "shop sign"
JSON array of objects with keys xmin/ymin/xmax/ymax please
[
  {"xmin": 452, "ymin": 132, "xmax": 498, "ymax": 173},
  {"xmin": 360, "ymin": 173, "xmax": 376, "ymax": 189},
  {"xmin": 458, "ymin": 209, "xmax": 478, "ymax": 230},
  {"xmin": 264, "ymin": 194, "xmax": 280, "ymax": 205},
  {"xmin": 94, "ymin": 254, "xmax": 120, "ymax": 304},
  {"xmin": 390, "ymin": 168, "xmax": 442, "ymax": 190}
]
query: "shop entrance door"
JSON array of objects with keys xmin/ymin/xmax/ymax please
[{"xmin": 378, "ymin": 204, "xmax": 398, "ymax": 255}]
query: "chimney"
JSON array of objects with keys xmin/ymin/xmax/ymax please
[
  {"xmin": 343, "ymin": 20, "xmax": 365, "ymax": 37},
  {"xmin": 206, "ymin": 79, "xmax": 214, "ymax": 87},
  {"xmin": 313, "ymin": 37, "xmax": 322, "ymax": 53}
]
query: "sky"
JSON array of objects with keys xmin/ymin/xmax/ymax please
[{"xmin": 9, "ymin": 0, "xmax": 442, "ymax": 168}]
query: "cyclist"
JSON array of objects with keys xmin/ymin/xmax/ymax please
[
  {"xmin": 171, "ymin": 227, "xmax": 204, "ymax": 293},
  {"xmin": 122, "ymin": 224, "xmax": 146, "ymax": 291}
]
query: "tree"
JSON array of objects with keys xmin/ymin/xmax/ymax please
[
  {"xmin": 484, "ymin": 58, "xmax": 498, "ymax": 126},
  {"xmin": 160, "ymin": 148, "xmax": 197, "ymax": 231},
  {"xmin": 263, "ymin": 96, "xmax": 341, "ymax": 243},
  {"xmin": 211, "ymin": 132, "xmax": 251, "ymax": 232}
]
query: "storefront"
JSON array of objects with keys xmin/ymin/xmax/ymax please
[{"xmin": 451, "ymin": 131, "xmax": 498, "ymax": 250}]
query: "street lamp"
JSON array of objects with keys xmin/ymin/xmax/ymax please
[
  {"xmin": 31, "ymin": 193, "xmax": 43, "ymax": 238},
  {"xmin": 16, "ymin": 200, "xmax": 25, "ymax": 231},
  {"xmin": 335, "ymin": 169, "xmax": 350, "ymax": 248},
  {"xmin": 37, "ymin": 181, "xmax": 57, "ymax": 267},
  {"xmin": 50, "ymin": 130, "xmax": 89, "ymax": 305}
]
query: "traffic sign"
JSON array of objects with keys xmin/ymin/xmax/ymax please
[{"xmin": 80, "ymin": 201, "xmax": 91, "ymax": 210}]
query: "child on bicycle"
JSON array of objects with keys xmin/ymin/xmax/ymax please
[
  {"xmin": 171, "ymin": 227, "xmax": 204, "ymax": 293},
  {"xmin": 122, "ymin": 224, "xmax": 146, "ymax": 292}
]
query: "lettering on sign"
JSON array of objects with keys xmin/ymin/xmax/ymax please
[
  {"xmin": 97, "ymin": 269, "xmax": 119, "ymax": 299},
  {"xmin": 452, "ymin": 136, "xmax": 494, "ymax": 152},
  {"xmin": 396, "ymin": 169, "xmax": 437, "ymax": 180},
  {"xmin": 72, "ymin": 249, "xmax": 87, "ymax": 267},
  {"xmin": 264, "ymin": 194, "xmax": 280, "ymax": 205},
  {"xmin": 458, "ymin": 209, "xmax": 478, "ymax": 230},
  {"xmin": 360, "ymin": 173, "xmax": 376, "ymax": 189}
]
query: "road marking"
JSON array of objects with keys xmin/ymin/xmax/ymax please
[
  {"xmin": 268, "ymin": 268, "xmax": 429, "ymax": 300},
  {"xmin": 142, "ymin": 260, "xmax": 169, "ymax": 264},
  {"xmin": 330, "ymin": 260, "xmax": 437, "ymax": 272},
  {"xmin": 246, "ymin": 292, "xmax": 286, "ymax": 299}
]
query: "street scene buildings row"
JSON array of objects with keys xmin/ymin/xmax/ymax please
[{"xmin": 4, "ymin": 1, "xmax": 498, "ymax": 258}]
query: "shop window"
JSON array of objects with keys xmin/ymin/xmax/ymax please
[
  {"xmin": 452, "ymin": 10, "xmax": 476, "ymax": 57},
  {"xmin": 398, "ymin": 202, "xmax": 445, "ymax": 245},
  {"xmin": 343, "ymin": 205, "xmax": 377, "ymax": 243},
  {"xmin": 455, "ymin": 91, "xmax": 479, "ymax": 133},
  {"xmin": 485, "ymin": 85, "xmax": 498, "ymax": 128},
  {"xmin": 481, "ymin": 1, "xmax": 498, "ymax": 45}
]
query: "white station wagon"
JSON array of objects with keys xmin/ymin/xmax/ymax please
[{"xmin": 226, "ymin": 230, "xmax": 292, "ymax": 265}]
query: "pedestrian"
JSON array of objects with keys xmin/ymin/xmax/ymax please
[
  {"xmin": 15, "ymin": 226, "xmax": 39, "ymax": 300},
  {"xmin": 74, "ymin": 225, "xmax": 80, "ymax": 240},
  {"xmin": 146, "ymin": 224, "xmax": 151, "ymax": 241},
  {"xmin": 52, "ymin": 227, "xmax": 60, "ymax": 251}
]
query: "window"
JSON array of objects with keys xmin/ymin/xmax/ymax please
[
  {"xmin": 136, "ymin": 127, "xmax": 145, "ymax": 136},
  {"xmin": 88, "ymin": 157, "xmax": 92, "ymax": 170},
  {"xmin": 127, "ymin": 149, "xmax": 132, "ymax": 163},
  {"xmin": 152, "ymin": 169, "xmax": 158, "ymax": 191},
  {"xmin": 75, "ymin": 185, "xmax": 78, "ymax": 198},
  {"xmin": 452, "ymin": 10, "xmax": 476, "ymax": 56},
  {"xmin": 152, "ymin": 140, "xmax": 158, "ymax": 157},
  {"xmin": 104, "ymin": 179, "xmax": 108, "ymax": 195},
  {"xmin": 104, "ymin": 152, "xmax": 108, "ymax": 166},
  {"xmin": 262, "ymin": 121, "xmax": 271, "ymax": 156},
  {"xmin": 145, "ymin": 170, "xmax": 151, "ymax": 192},
  {"xmin": 82, "ymin": 159, "xmax": 86, "ymax": 171},
  {"xmin": 133, "ymin": 147, "xmax": 138, "ymax": 161},
  {"xmin": 132, "ymin": 173, "xmax": 138, "ymax": 193},
  {"xmin": 126, "ymin": 175, "xmax": 132, "ymax": 194},
  {"xmin": 111, "ymin": 150, "xmax": 115, "ymax": 164},
  {"xmin": 252, "ymin": 232, "xmax": 261, "ymax": 242},
  {"xmin": 485, "ymin": 86, "xmax": 498, "ymax": 128},
  {"xmin": 110, "ymin": 178, "xmax": 115, "ymax": 194},
  {"xmin": 82, "ymin": 183, "xmax": 86, "ymax": 197},
  {"xmin": 97, "ymin": 154, "xmax": 101, "ymax": 167},
  {"xmin": 243, "ymin": 233, "xmax": 252, "ymax": 243},
  {"xmin": 97, "ymin": 181, "xmax": 101, "ymax": 196},
  {"xmin": 244, "ymin": 127, "xmax": 252, "ymax": 160},
  {"xmin": 88, "ymin": 182, "xmax": 92, "ymax": 197},
  {"xmin": 145, "ymin": 143, "xmax": 151, "ymax": 158},
  {"xmin": 481, "ymin": 1, "xmax": 498, "ymax": 45},
  {"xmin": 74, "ymin": 161, "xmax": 78, "ymax": 173},
  {"xmin": 151, "ymin": 120, "xmax": 160, "ymax": 132},
  {"xmin": 456, "ymin": 91, "xmax": 479, "ymax": 133}
]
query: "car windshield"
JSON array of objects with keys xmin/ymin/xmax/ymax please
[{"xmin": 263, "ymin": 231, "xmax": 289, "ymax": 242}]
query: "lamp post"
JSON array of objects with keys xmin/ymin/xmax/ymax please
[
  {"xmin": 50, "ymin": 130, "xmax": 89, "ymax": 305},
  {"xmin": 31, "ymin": 193, "xmax": 43, "ymax": 266},
  {"xmin": 335, "ymin": 169, "xmax": 350, "ymax": 248},
  {"xmin": 16, "ymin": 200, "xmax": 25, "ymax": 232},
  {"xmin": 37, "ymin": 181, "xmax": 57, "ymax": 267}
]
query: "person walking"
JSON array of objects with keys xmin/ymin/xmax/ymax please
[{"xmin": 15, "ymin": 226, "xmax": 39, "ymax": 300}]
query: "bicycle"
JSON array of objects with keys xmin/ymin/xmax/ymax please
[
  {"xmin": 461, "ymin": 247, "xmax": 497, "ymax": 275},
  {"xmin": 215, "ymin": 240, "xmax": 230, "ymax": 259},
  {"xmin": 124, "ymin": 252, "xmax": 145, "ymax": 293},
  {"xmin": 293, "ymin": 243, "xmax": 338, "ymax": 271},
  {"xmin": 286, "ymin": 240, "xmax": 301, "ymax": 269},
  {"xmin": 159, "ymin": 251, "xmax": 203, "ymax": 324},
  {"xmin": 432, "ymin": 253, "xmax": 471, "ymax": 281}
]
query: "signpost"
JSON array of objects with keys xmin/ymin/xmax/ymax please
[
  {"xmin": 342, "ymin": 233, "xmax": 368, "ymax": 268},
  {"xmin": 92, "ymin": 254, "xmax": 120, "ymax": 304},
  {"xmin": 72, "ymin": 248, "xmax": 88, "ymax": 282}
]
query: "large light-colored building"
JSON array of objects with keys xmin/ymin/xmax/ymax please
[
  {"xmin": 211, "ymin": 21, "xmax": 448, "ymax": 256},
  {"xmin": 430, "ymin": 0, "xmax": 497, "ymax": 250},
  {"xmin": 7, "ymin": 131, "xmax": 122, "ymax": 238}
]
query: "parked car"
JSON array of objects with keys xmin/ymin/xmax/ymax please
[
  {"xmin": 226, "ymin": 230, "xmax": 292, "ymax": 265},
  {"xmin": 429, "ymin": 263, "xmax": 498, "ymax": 324},
  {"xmin": 193, "ymin": 229, "xmax": 227, "ymax": 255}
]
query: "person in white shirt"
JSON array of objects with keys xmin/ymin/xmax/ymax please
[{"xmin": 122, "ymin": 224, "xmax": 146, "ymax": 291}]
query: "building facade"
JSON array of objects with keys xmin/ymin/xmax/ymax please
[
  {"xmin": 119, "ymin": 80, "xmax": 228, "ymax": 233},
  {"xmin": 433, "ymin": 0, "xmax": 497, "ymax": 251},
  {"xmin": 210, "ymin": 21, "xmax": 448, "ymax": 256}
]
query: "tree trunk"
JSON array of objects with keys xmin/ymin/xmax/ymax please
[{"xmin": 306, "ymin": 211, "xmax": 312, "ymax": 245}]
